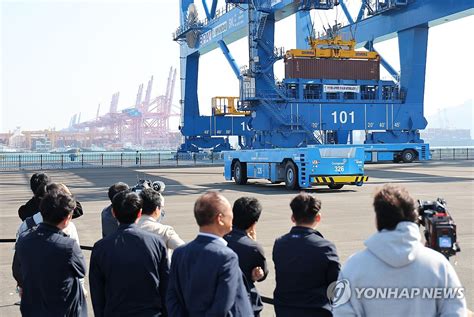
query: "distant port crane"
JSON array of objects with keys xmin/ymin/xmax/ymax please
[{"xmin": 71, "ymin": 67, "xmax": 181, "ymax": 150}]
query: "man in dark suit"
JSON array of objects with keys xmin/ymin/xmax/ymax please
[
  {"xmin": 273, "ymin": 193, "xmax": 341, "ymax": 317},
  {"xmin": 13, "ymin": 189, "xmax": 87, "ymax": 316},
  {"xmin": 89, "ymin": 190, "xmax": 169, "ymax": 317},
  {"xmin": 224, "ymin": 197, "xmax": 268, "ymax": 316},
  {"xmin": 166, "ymin": 191, "xmax": 253, "ymax": 316}
]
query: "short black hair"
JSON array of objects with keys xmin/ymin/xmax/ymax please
[
  {"xmin": 194, "ymin": 191, "xmax": 228, "ymax": 227},
  {"xmin": 140, "ymin": 188, "xmax": 164, "ymax": 215},
  {"xmin": 112, "ymin": 190, "xmax": 142, "ymax": 224},
  {"xmin": 108, "ymin": 182, "xmax": 129, "ymax": 202},
  {"xmin": 30, "ymin": 173, "xmax": 50, "ymax": 195},
  {"xmin": 232, "ymin": 197, "xmax": 262, "ymax": 230},
  {"xmin": 290, "ymin": 193, "xmax": 321, "ymax": 224},
  {"xmin": 373, "ymin": 184, "xmax": 417, "ymax": 231},
  {"xmin": 35, "ymin": 182, "xmax": 63, "ymax": 199},
  {"xmin": 40, "ymin": 191, "xmax": 76, "ymax": 225}
]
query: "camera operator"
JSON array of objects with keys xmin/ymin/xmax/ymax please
[
  {"xmin": 137, "ymin": 188, "xmax": 185, "ymax": 252},
  {"xmin": 333, "ymin": 184, "xmax": 466, "ymax": 317}
]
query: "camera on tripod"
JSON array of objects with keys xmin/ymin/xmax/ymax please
[
  {"xmin": 417, "ymin": 198, "xmax": 460, "ymax": 259},
  {"xmin": 132, "ymin": 179, "xmax": 165, "ymax": 194}
]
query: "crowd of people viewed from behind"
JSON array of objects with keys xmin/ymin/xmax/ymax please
[{"xmin": 11, "ymin": 172, "xmax": 468, "ymax": 316}]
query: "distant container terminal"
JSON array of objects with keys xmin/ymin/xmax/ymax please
[{"xmin": 0, "ymin": 67, "xmax": 182, "ymax": 153}]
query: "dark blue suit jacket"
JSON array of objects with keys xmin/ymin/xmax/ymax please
[
  {"xmin": 89, "ymin": 224, "xmax": 169, "ymax": 317},
  {"xmin": 13, "ymin": 223, "xmax": 87, "ymax": 317},
  {"xmin": 273, "ymin": 226, "xmax": 340, "ymax": 317},
  {"xmin": 224, "ymin": 229, "xmax": 268, "ymax": 315},
  {"xmin": 166, "ymin": 234, "xmax": 253, "ymax": 317}
]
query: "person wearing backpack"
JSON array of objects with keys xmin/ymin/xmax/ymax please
[
  {"xmin": 13, "ymin": 189, "xmax": 88, "ymax": 316},
  {"xmin": 16, "ymin": 183, "xmax": 80, "ymax": 243}
]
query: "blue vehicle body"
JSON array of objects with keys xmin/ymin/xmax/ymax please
[
  {"xmin": 363, "ymin": 143, "xmax": 431, "ymax": 163},
  {"xmin": 224, "ymin": 145, "xmax": 367, "ymax": 189}
]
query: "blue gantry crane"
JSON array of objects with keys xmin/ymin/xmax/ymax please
[
  {"xmin": 174, "ymin": 0, "xmax": 472, "ymax": 157},
  {"xmin": 173, "ymin": 0, "xmax": 472, "ymax": 188}
]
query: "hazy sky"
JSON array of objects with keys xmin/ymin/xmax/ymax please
[{"xmin": 1, "ymin": 0, "xmax": 473, "ymax": 133}]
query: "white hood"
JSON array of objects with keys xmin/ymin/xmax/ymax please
[{"xmin": 364, "ymin": 221, "xmax": 422, "ymax": 268}]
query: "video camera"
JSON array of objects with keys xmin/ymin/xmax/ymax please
[
  {"xmin": 417, "ymin": 198, "xmax": 460, "ymax": 259},
  {"xmin": 132, "ymin": 179, "xmax": 166, "ymax": 194}
]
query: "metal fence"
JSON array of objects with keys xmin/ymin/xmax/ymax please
[
  {"xmin": 0, "ymin": 152, "xmax": 224, "ymax": 171},
  {"xmin": 0, "ymin": 148, "xmax": 472, "ymax": 171},
  {"xmin": 430, "ymin": 148, "xmax": 473, "ymax": 161}
]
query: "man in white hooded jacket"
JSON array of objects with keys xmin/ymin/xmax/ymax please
[{"xmin": 333, "ymin": 184, "xmax": 466, "ymax": 317}]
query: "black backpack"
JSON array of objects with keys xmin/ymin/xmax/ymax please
[
  {"xmin": 16, "ymin": 216, "xmax": 39, "ymax": 247},
  {"xmin": 25, "ymin": 216, "xmax": 38, "ymax": 231}
]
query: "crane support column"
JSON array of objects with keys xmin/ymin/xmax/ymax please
[
  {"xmin": 398, "ymin": 25, "xmax": 428, "ymax": 107},
  {"xmin": 180, "ymin": 53, "xmax": 200, "ymax": 135}
]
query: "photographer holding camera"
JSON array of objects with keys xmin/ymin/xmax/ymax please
[{"xmin": 333, "ymin": 184, "xmax": 466, "ymax": 317}]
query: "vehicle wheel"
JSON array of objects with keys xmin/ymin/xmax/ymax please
[
  {"xmin": 328, "ymin": 184, "xmax": 344, "ymax": 190},
  {"xmin": 401, "ymin": 150, "xmax": 416, "ymax": 163},
  {"xmin": 234, "ymin": 161, "xmax": 247, "ymax": 185},
  {"xmin": 284, "ymin": 161, "xmax": 299, "ymax": 190}
]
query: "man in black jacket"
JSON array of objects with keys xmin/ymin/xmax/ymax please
[
  {"xmin": 273, "ymin": 193, "xmax": 340, "ymax": 317},
  {"xmin": 224, "ymin": 197, "xmax": 268, "ymax": 316},
  {"xmin": 89, "ymin": 190, "xmax": 169, "ymax": 317},
  {"xmin": 13, "ymin": 189, "xmax": 87, "ymax": 316},
  {"xmin": 18, "ymin": 173, "xmax": 49, "ymax": 220},
  {"xmin": 18, "ymin": 173, "xmax": 83, "ymax": 220}
]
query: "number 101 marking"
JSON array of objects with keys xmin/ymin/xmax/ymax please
[{"xmin": 331, "ymin": 111, "xmax": 354, "ymax": 124}]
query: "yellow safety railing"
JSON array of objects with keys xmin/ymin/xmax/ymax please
[{"xmin": 211, "ymin": 97, "xmax": 250, "ymax": 116}]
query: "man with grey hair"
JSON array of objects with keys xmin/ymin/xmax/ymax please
[
  {"xmin": 166, "ymin": 191, "xmax": 253, "ymax": 316},
  {"xmin": 138, "ymin": 188, "xmax": 184, "ymax": 252}
]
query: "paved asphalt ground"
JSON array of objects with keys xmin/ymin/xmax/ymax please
[{"xmin": 0, "ymin": 160, "xmax": 473, "ymax": 316}]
